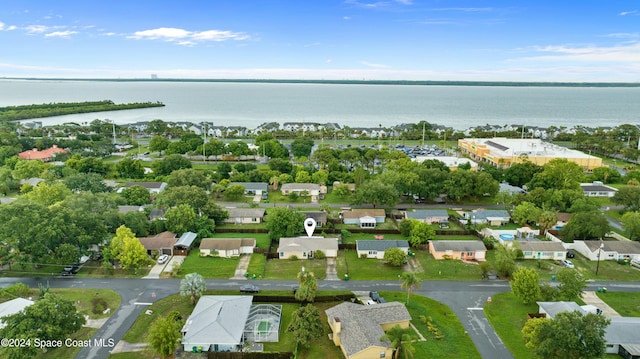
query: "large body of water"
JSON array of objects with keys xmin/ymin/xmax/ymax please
[{"xmin": 1, "ymin": 79, "xmax": 639, "ymax": 130}]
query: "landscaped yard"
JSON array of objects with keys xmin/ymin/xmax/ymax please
[
  {"xmin": 413, "ymin": 250, "xmax": 482, "ymax": 280},
  {"xmin": 246, "ymin": 253, "xmax": 267, "ymax": 278},
  {"xmin": 177, "ymin": 251, "xmax": 241, "ymax": 278},
  {"xmin": 484, "ymin": 292, "xmax": 538, "ymax": 359},
  {"xmin": 337, "ymin": 249, "xmax": 404, "ymax": 280},
  {"xmin": 263, "ymin": 257, "xmax": 327, "ymax": 280},
  {"xmin": 340, "ymin": 232, "xmax": 407, "ymax": 245},
  {"xmin": 205, "ymin": 231, "xmax": 272, "ymax": 248},
  {"xmin": 596, "ymin": 292, "xmax": 640, "ymax": 317}
]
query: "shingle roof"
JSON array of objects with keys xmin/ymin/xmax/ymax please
[
  {"xmin": 227, "ymin": 208, "xmax": 265, "ymax": 218},
  {"xmin": 123, "ymin": 182, "xmax": 166, "ymax": 189},
  {"xmin": 302, "ymin": 211, "xmax": 327, "ymax": 223},
  {"xmin": 606, "ymin": 317, "xmax": 640, "ymax": 353},
  {"xmin": 325, "ymin": 302, "xmax": 411, "ymax": 357},
  {"xmin": 472, "ymin": 210, "xmax": 510, "ymax": 220},
  {"xmin": 405, "ymin": 209, "xmax": 449, "ymax": 220},
  {"xmin": 580, "ymin": 183, "xmax": 617, "ymax": 192},
  {"xmin": 343, "ymin": 209, "xmax": 385, "ymax": 219},
  {"xmin": 518, "ymin": 241, "xmax": 566, "ymax": 252},
  {"xmin": 182, "ymin": 296, "xmax": 253, "ymax": 346},
  {"xmin": 537, "ymin": 301, "xmax": 585, "ymax": 319},
  {"xmin": 430, "ymin": 240, "xmax": 486, "ymax": 252},
  {"xmin": 583, "ymin": 240, "xmax": 640, "ymax": 254},
  {"xmin": 281, "ymin": 183, "xmax": 320, "ymax": 191},
  {"xmin": 229, "ymin": 182, "xmax": 268, "ymax": 192},
  {"xmin": 137, "ymin": 231, "xmax": 176, "ymax": 250},
  {"xmin": 200, "ymin": 238, "xmax": 256, "ymax": 251},
  {"xmin": 357, "ymin": 240, "xmax": 409, "ymax": 251},
  {"xmin": 277, "ymin": 237, "xmax": 339, "ymax": 253}
]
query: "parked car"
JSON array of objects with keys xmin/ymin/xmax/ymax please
[
  {"xmin": 561, "ymin": 259, "xmax": 575, "ymax": 268},
  {"xmin": 369, "ymin": 291, "xmax": 381, "ymax": 302},
  {"xmin": 60, "ymin": 270, "xmax": 74, "ymax": 277},
  {"xmin": 566, "ymin": 250, "xmax": 575, "ymax": 258},
  {"xmin": 240, "ymin": 284, "xmax": 260, "ymax": 293},
  {"xmin": 157, "ymin": 254, "xmax": 170, "ymax": 264}
]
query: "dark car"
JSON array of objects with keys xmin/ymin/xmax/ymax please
[
  {"xmin": 369, "ymin": 291, "xmax": 381, "ymax": 302},
  {"xmin": 240, "ymin": 284, "xmax": 260, "ymax": 293},
  {"xmin": 60, "ymin": 270, "xmax": 74, "ymax": 276},
  {"xmin": 566, "ymin": 250, "xmax": 575, "ymax": 258}
]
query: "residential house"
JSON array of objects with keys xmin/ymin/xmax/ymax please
[
  {"xmin": 554, "ymin": 212, "xmax": 572, "ymax": 230},
  {"xmin": 412, "ymin": 156, "xmax": 478, "ymax": 171},
  {"xmin": 356, "ymin": 240, "xmax": 410, "ymax": 260},
  {"xmin": 199, "ymin": 238, "xmax": 256, "ymax": 258},
  {"xmin": 0, "ymin": 298, "xmax": 34, "ymax": 329},
  {"xmin": 174, "ymin": 232, "xmax": 198, "ymax": 255},
  {"xmin": 149, "ymin": 208, "xmax": 166, "ymax": 221},
  {"xmin": 580, "ymin": 181, "xmax": 618, "ymax": 198},
  {"xmin": 18, "ymin": 145, "xmax": 68, "ymax": 162},
  {"xmin": 19, "ymin": 178, "xmax": 45, "ymax": 187},
  {"xmin": 342, "ymin": 209, "xmax": 386, "ymax": 228},
  {"xmin": 119, "ymin": 182, "xmax": 167, "ymax": 194},
  {"xmin": 573, "ymin": 240, "xmax": 640, "ymax": 261},
  {"xmin": 404, "ymin": 209, "xmax": 449, "ymax": 224},
  {"xmin": 498, "ymin": 182, "xmax": 526, "ymax": 194},
  {"xmin": 137, "ymin": 231, "xmax": 177, "ymax": 256},
  {"xmin": 181, "ymin": 296, "xmax": 253, "ymax": 352},
  {"xmin": 519, "ymin": 241, "xmax": 567, "ymax": 260},
  {"xmin": 464, "ymin": 209, "xmax": 511, "ymax": 226},
  {"xmin": 224, "ymin": 208, "xmax": 266, "ymax": 224},
  {"xmin": 429, "ymin": 240, "xmax": 487, "ymax": 261},
  {"xmin": 325, "ymin": 301, "xmax": 412, "ymax": 359},
  {"xmin": 537, "ymin": 301, "xmax": 585, "ymax": 319},
  {"xmin": 277, "ymin": 236, "xmax": 339, "ymax": 259},
  {"xmin": 228, "ymin": 182, "xmax": 269, "ymax": 199},
  {"xmin": 332, "ymin": 181, "xmax": 356, "ymax": 192},
  {"xmin": 280, "ymin": 183, "xmax": 326, "ymax": 202},
  {"xmin": 302, "ymin": 211, "xmax": 327, "ymax": 227},
  {"xmin": 117, "ymin": 205, "xmax": 144, "ymax": 214}
]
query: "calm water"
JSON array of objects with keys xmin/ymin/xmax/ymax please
[{"xmin": 1, "ymin": 79, "xmax": 639, "ymax": 130}]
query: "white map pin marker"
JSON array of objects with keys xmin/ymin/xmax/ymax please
[{"xmin": 304, "ymin": 218, "xmax": 317, "ymax": 238}]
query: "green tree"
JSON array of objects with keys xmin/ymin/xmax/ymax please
[
  {"xmin": 381, "ymin": 325, "xmax": 417, "ymax": 359},
  {"xmin": 503, "ymin": 161, "xmax": 543, "ymax": 187},
  {"xmin": 590, "ymin": 166, "xmax": 621, "ymax": 184},
  {"xmin": 62, "ymin": 172, "xmax": 110, "ymax": 193},
  {"xmin": 621, "ymin": 211, "xmax": 640, "ymax": 240},
  {"xmin": 180, "ymin": 272, "xmax": 206, "ymax": 305},
  {"xmin": 167, "ymin": 168, "xmax": 209, "ymax": 189},
  {"xmin": 121, "ymin": 185, "xmax": 151, "ymax": 205},
  {"xmin": 11, "ymin": 159, "xmax": 46, "ymax": 180},
  {"xmin": 295, "ymin": 270, "xmax": 318, "ymax": 303},
  {"xmin": 384, "ymin": 247, "xmax": 407, "ymax": 266},
  {"xmin": 25, "ymin": 182, "xmax": 71, "ymax": 206},
  {"xmin": 522, "ymin": 311, "xmax": 610, "ymax": 359},
  {"xmin": 557, "ymin": 268, "xmax": 586, "ymax": 301},
  {"xmin": 287, "ymin": 304, "xmax": 324, "ymax": 349},
  {"xmin": 409, "ymin": 221, "xmax": 435, "ymax": 248},
  {"xmin": 351, "ymin": 179, "xmax": 399, "ymax": 208},
  {"xmin": 332, "ymin": 183, "xmax": 352, "ymax": 199},
  {"xmin": 511, "ymin": 268, "xmax": 541, "ymax": 304},
  {"xmin": 165, "ymin": 204, "xmax": 197, "ymax": 234},
  {"xmin": 149, "ymin": 135, "xmax": 170, "ymax": 155},
  {"xmin": 612, "ymin": 186, "xmax": 640, "ymax": 211},
  {"xmin": 399, "ymin": 272, "xmax": 421, "ymax": 304},
  {"xmin": 149, "ymin": 312, "xmax": 183, "ymax": 358},
  {"xmin": 223, "ymin": 184, "xmax": 246, "ymax": 201},
  {"xmin": 119, "ymin": 233, "xmax": 150, "ymax": 269},
  {"xmin": 291, "ymin": 136, "xmax": 314, "ymax": 158},
  {"xmin": 538, "ymin": 210, "xmax": 558, "ymax": 235},
  {"xmin": 398, "ymin": 219, "xmax": 414, "ymax": 237},
  {"xmin": 152, "ymin": 154, "xmax": 192, "ymax": 176},
  {"xmin": 561, "ymin": 211, "xmax": 610, "ymax": 240},
  {"xmin": 0, "ymin": 293, "xmax": 85, "ymax": 359},
  {"xmin": 527, "ymin": 158, "xmax": 585, "ymax": 190},
  {"xmin": 494, "ymin": 243, "xmax": 519, "ymax": 278},
  {"xmin": 295, "ymin": 170, "xmax": 312, "ymax": 183},
  {"xmin": 511, "ymin": 202, "xmax": 542, "ymax": 226},
  {"xmin": 114, "ymin": 157, "xmax": 145, "ymax": 179},
  {"xmin": 265, "ymin": 207, "xmax": 305, "ymax": 241},
  {"xmin": 54, "ymin": 243, "xmax": 80, "ymax": 265}
]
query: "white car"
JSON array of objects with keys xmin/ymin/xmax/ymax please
[
  {"xmin": 157, "ymin": 254, "xmax": 170, "ymax": 264},
  {"xmin": 561, "ymin": 259, "xmax": 575, "ymax": 268}
]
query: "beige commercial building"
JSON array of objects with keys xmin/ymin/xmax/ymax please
[{"xmin": 458, "ymin": 138, "xmax": 602, "ymax": 170}]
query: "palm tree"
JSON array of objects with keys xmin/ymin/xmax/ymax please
[
  {"xmin": 538, "ymin": 210, "xmax": 558, "ymax": 235},
  {"xmin": 269, "ymin": 176, "xmax": 280, "ymax": 190},
  {"xmin": 180, "ymin": 272, "xmax": 206, "ymax": 305},
  {"xmin": 400, "ymin": 272, "xmax": 421, "ymax": 305},
  {"xmin": 380, "ymin": 325, "xmax": 416, "ymax": 359}
]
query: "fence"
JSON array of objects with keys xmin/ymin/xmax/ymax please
[{"xmin": 207, "ymin": 352, "xmax": 293, "ymax": 359}]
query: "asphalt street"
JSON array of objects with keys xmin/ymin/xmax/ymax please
[{"xmin": 2, "ymin": 277, "xmax": 639, "ymax": 359}]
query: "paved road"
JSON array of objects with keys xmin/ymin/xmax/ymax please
[{"xmin": 2, "ymin": 277, "xmax": 639, "ymax": 359}]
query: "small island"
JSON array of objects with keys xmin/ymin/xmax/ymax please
[{"xmin": 0, "ymin": 100, "xmax": 165, "ymax": 121}]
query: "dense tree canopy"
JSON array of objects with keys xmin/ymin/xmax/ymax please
[{"xmin": 264, "ymin": 207, "xmax": 305, "ymax": 241}]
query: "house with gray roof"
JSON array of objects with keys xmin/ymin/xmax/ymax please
[
  {"xmin": 356, "ymin": 240, "xmax": 410, "ymax": 259},
  {"xmin": 181, "ymin": 296, "xmax": 253, "ymax": 352},
  {"xmin": 277, "ymin": 236, "xmax": 339, "ymax": 259},
  {"xmin": 119, "ymin": 181, "xmax": 167, "ymax": 194},
  {"xmin": 199, "ymin": 238, "xmax": 256, "ymax": 258},
  {"xmin": 429, "ymin": 240, "xmax": 487, "ymax": 261},
  {"xmin": 573, "ymin": 240, "xmax": 640, "ymax": 261},
  {"xmin": 224, "ymin": 208, "xmax": 266, "ymax": 224},
  {"xmin": 537, "ymin": 301, "xmax": 585, "ymax": 319},
  {"xmin": 229, "ymin": 182, "xmax": 268, "ymax": 199},
  {"xmin": 464, "ymin": 209, "xmax": 511, "ymax": 226},
  {"xmin": 580, "ymin": 181, "xmax": 618, "ymax": 198},
  {"xmin": 280, "ymin": 183, "xmax": 326, "ymax": 202},
  {"xmin": 302, "ymin": 211, "xmax": 328, "ymax": 227},
  {"xmin": 0, "ymin": 298, "xmax": 34, "ymax": 329},
  {"xmin": 405, "ymin": 209, "xmax": 449, "ymax": 224},
  {"xmin": 174, "ymin": 232, "xmax": 197, "ymax": 255},
  {"xmin": 325, "ymin": 301, "xmax": 412, "ymax": 359}
]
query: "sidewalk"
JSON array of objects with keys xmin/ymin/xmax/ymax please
[
  {"xmin": 230, "ymin": 254, "xmax": 251, "ymax": 280},
  {"xmin": 582, "ymin": 291, "xmax": 621, "ymax": 317},
  {"xmin": 325, "ymin": 257, "xmax": 339, "ymax": 280}
]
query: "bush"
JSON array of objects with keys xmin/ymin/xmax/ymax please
[
  {"xmin": 341, "ymin": 229, "xmax": 352, "ymax": 238},
  {"xmin": 360, "ymin": 253, "xmax": 368, "ymax": 259},
  {"xmin": 3, "ymin": 282, "xmax": 31, "ymax": 298},
  {"xmin": 91, "ymin": 297, "xmax": 108, "ymax": 314},
  {"xmin": 314, "ymin": 250, "xmax": 326, "ymax": 260},
  {"xmin": 398, "ymin": 219, "xmax": 413, "ymax": 237},
  {"xmin": 289, "ymin": 255, "xmax": 299, "ymax": 261}
]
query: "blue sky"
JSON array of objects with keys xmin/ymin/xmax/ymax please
[{"xmin": 1, "ymin": 1, "xmax": 639, "ymax": 81}]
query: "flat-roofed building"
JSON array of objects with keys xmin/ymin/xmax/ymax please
[{"xmin": 458, "ymin": 138, "xmax": 602, "ymax": 170}]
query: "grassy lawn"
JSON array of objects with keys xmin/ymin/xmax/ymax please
[
  {"xmin": 122, "ymin": 294, "xmax": 196, "ymax": 343},
  {"xmin": 434, "ymin": 234, "xmax": 481, "ymax": 240},
  {"xmin": 340, "ymin": 232, "xmax": 407, "ymax": 245},
  {"xmin": 596, "ymin": 292, "xmax": 640, "ymax": 317},
  {"xmin": 177, "ymin": 251, "xmax": 240, "ymax": 278},
  {"xmin": 246, "ymin": 253, "xmax": 267, "ymax": 278},
  {"xmin": 205, "ymin": 231, "xmax": 272, "ymax": 249},
  {"xmin": 413, "ymin": 250, "xmax": 482, "ymax": 280},
  {"xmin": 46, "ymin": 327, "xmax": 99, "ymax": 359},
  {"xmin": 383, "ymin": 291, "xmax": 482, "ymax": 359},
  {"xmin": 49, "ymin": 288, "xmax": 121, "ymax": 319},
  {"xmin": 263, "ymin": 258, "xmax": 327, "ymax": 280},
  {"xmin": 108, "ymin": 351, "xmax": 156, "ymax": 359},
  {"xmin": 339, "ymin": 249, "xmax": 404, "ymax": 280},
  {"xmin": 484, "ymin": 292, "xmax": 538, "ymax": 359}
]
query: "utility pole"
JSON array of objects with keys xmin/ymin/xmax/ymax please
[{"xmin": 203, "ymin": 122, "xmax": 207, "ymax": 164}]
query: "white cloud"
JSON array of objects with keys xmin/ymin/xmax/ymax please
[
  {"xmin": 619, "ymin": 10, "xmax": 638, "ymax": 16},
  {"xmin": 0, "ymin": 22, "xmax": 4, "ymax": 30},
  {"xmin": 343, "ymin": 16, "xmax": 351, "ymax": 20},
  {"xmin": 7, "ymin": 25, "xmax": 17, "ymax": 31},
  {"xmin": 360, "ymin": 61, "xmax": 390, "ymax": 68},
  {"xmin": 44, "ymin": 31, "xmax": 78, "ymax": 38},
  {"xmin": 129, "ymin": 27, "xmax": 248, "ymax": 45},
  {"xmin": 25, "ymin": 25, "xmax": 49, "ymax": 33},
  {"xmin": 520, "ymin": 42, "xmax": 640, "ymax": 63},
  {"xmin": 395, "ymin": 0, "xmax": 413, "ymax": 4}
]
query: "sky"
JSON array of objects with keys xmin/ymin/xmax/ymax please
[{"xmin": 1, "ymin": 1, "xmax": 639, "ymax": 81}]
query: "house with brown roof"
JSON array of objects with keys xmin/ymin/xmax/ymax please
[
  {"xmin": 429, "ymin": 240, "xmax": 487, "ymax": 261},
  {"xmin": 342, "ymin": 209, "xmax": 386, "ymax": 228},
  {"xmin": 325, "ymin": 301, "xmax": 412, "ymax": 359},
  {"xmin": 137, "ymin": 231, "xmax": 177, "ymax": 256},
  {"xmin": 18, "ymin": 145, "xmax": 68, "ymax": 162},
  {"xmin": 199, "ymin": 238, "xmax": 256, "ymax": 258},
  {"xmin": 224, "ymin": 208, "xmax": 265, "ymax": 224}
]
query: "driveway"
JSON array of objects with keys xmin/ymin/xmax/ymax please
[
  {"xmin": 582, "ymin": 291, "xmax": 621, "ymax": 317},
  {"xmin": 230, "ymin": 255, "xmax": 251, "ymax": 280},
  {"xmin": 325, "ymin": 257, "xmax": 339, "ymax": 280},
  {"xmin": 162, "ymin": 255, "xmax": 186, "ymax": 274},
  {"xmin": 143, "ymin": 259, "xmax": 170, "ymax": 279}
]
